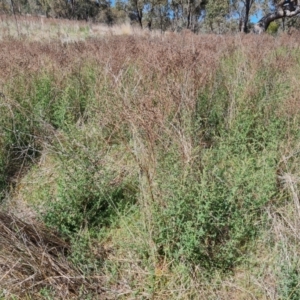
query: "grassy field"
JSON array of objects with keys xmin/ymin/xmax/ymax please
[{"xmin": 1, "ymin": 16, "xmax": 300, "ymax": 299}]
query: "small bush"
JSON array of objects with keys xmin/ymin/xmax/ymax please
[
  {"xmin": 153, "ymin": 67, "xmax": 284, "ymax": 271},
  {"xmin": 279, "ymin": 262, "xmax": 300, "ymax": 300},
  {"xmin": 267, "ymin": 21, "xmax": 280, "ymax": 35},
  {"xmin": 43, "ymin": 148, "xmax": 137, "ymax": 237}
]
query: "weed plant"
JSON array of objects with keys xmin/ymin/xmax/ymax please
[{"xmin": 1, "ymin": 30, "xmax": 300, "ymax": 298}]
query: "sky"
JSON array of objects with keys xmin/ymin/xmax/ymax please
[{"xmin": 250, "ymin": 11, "xmax": 264, "ymax": 23}]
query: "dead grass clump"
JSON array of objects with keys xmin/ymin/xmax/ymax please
[{"xmin": 0, "ymin": 211, "xmax": 102, "ymax": 299}]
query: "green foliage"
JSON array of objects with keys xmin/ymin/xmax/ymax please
[
  {"xmin": 0, "ymin": 70, "xmax": 87, "ymax": 200},
  {"xmin": 43, "ymin": 142, "xmax": 137, "ymax": 237},
  {"xmin": 44, "ymin": 165, "xmax": 132, "ymax": 236},
  {"xmin": 193, "ymin": 79, "xmax": 229, "ymax": 147},
  {"xmin": 204, "ymin": 0, "xmax": 230, "ymax": 32},
  {"xmin": 279, "ymin": 261, "xmax": 300, "ymax": 300},
  {"xmin": 153, "ymin": 55, "xmax": 286, "ymax": 272},
  {"xmin": 37, "ymin": 0, "xmax": 104, "ymax": 20},
  {"xmin": 0, "ymin": 65, "xmax": 137, "ymax": 235},
  {"xmin": 155, "ymin": 118, "xmax": 279, "ymax": 270},
  {"xmin": 5, "ymin": 66, "xmax": 96, "ymax": 132},
  {"xmin": 267, "ymin": 21, "xmax": 279, "ymax": 34},
  {"xmin": 69, "ymin": 231, "xmax": 103, "ymax": 274},
  {"xmin": 39, "ymin": 287, "xmax": 55, "ymax": 300},
  {"xmin": 205, "ymin": 0, "xmax": 229, "ymax": 20}
]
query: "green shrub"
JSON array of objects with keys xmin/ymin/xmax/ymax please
[
  {"xmin": 43, "ymin": 149, "xmax": 137, "ymax": 237},
  {"xmin": 155, "ymin": 148, "xmax": 278, "ymax": 270},
  {"xmin": 267, "ymin": 21, "xmax": 280, "ymax": 35},
  {"xmin": 153, "ymin": 70, "xmax": 284, "ymax": 271},
  {"xmin": 0, "ymin": 66, "xmax": 98, "ymax": 199},
  {"xmin": 279, "ymin": 261, "xmax": 300, "ymax": 300}
]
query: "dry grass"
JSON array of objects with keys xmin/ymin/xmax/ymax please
[
  {"xmin": 0, "ymin": 212, "xmax": 104, "ymax": 299},
  {"xmin": 0, "ymin": 15, "xmax": 163, "ymax": 42}
]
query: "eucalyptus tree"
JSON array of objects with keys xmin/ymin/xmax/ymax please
[
  {"xmin": 145, "ymin": 0, "xmax": 170, "ymax": 31},
  {"xmin": 238, "ymin": 0, "xmax": 255, "ymax": 32},
  {"xmin": 115, "ymin": 0, "xmax": 146, "ymax": 27},
  {"xmin": 254, "ymin": 0, "xmax": 300, "ymax": 33},
  {"xmin": 282, "ymin": 9, "xmax": 300, "ymax": 30},
  {"xmin": 0, "ymin": 0, "xmax": 42, "ymax": 14},
  {"xmin": 128, "ymin": 0, "xmax": 145, "ymax": 27},
  {"xmin": 170, "ymin": 0, "xmax": 207, "ymax": 31},
  {"xmin": 1, "ymin": 0, "xmax": 105, "ymax": 19},
  {"xmin": 204, "ymin": 0, "xmax": 230, "ymax": 32}
]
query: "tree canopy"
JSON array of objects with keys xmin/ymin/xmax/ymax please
[{"xmin": 2, "ymin": 0, "xmax": 300, "ymax": 33}]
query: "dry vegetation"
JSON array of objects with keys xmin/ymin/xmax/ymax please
[
  {"xmin": 2, "ymin": 17, "xmax": 300, "ymax": 299},
  {"xmin": 0, "ymin": 14, "xmax": 161, "ymax": 42},
  {"xmin": 0, "ymin": 212, "xmax": 103, "ymax": 298}
]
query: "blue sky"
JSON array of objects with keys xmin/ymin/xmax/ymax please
[{"xmin": 250, "ymin": 11, "xmax": 264, "ymax": 23}]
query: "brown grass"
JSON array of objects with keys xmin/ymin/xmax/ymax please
[{"xmin": 0, "ymin": 212, "xmax": 104, "ymax": 299}]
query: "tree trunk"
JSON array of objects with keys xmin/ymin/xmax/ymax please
[
  {"xmin": 133, "ymin": 0, "xmax": 143, "ymax": 28},
  {"xmin": 187, "ymin": 9, "xmax": 191, "ymax": 29},
  {"xmin": 186, "ymin": 0, "xmax": 191, "ymax": 29},
  {"xmin": 254, "ymin": 1, "xmax": 300, "ymax": 33},
  {"xmin": 243, "ymin": 0, "xmax": 252, "ymax": 33},
  {"xmin": 70, "ymin": 0, "xmax": 75, "ymax": 18},
  {"xmin": 137, "ymin": 10, "xmax": 143, "ymax": 28}
]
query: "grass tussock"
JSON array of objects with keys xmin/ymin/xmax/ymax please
[{"xmin": 2, "ymin": 21, "xmax": 300, "ymax": 298}]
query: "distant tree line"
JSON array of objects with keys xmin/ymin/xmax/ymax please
[{"xmin": 2, "ymin": 0, "xmax": 300, "ymax": 33}]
